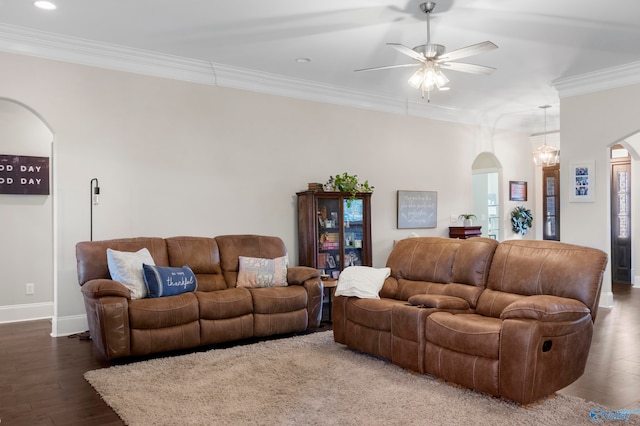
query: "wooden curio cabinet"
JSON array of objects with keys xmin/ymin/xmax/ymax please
[{"xmin": 296, "ymin": 190, "xmax": 372, "ymax": 277}]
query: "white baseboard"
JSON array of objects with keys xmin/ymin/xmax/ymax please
[
  {"xmin": 51, "ymin": 314, "xmax": 88, "ymax": 337},
  {"xmin": 598, "ymin": 291, "xmax": 614, "ymax": 308},
  {"xmin": 0, "ymin": 302, "xmax": 53, "ymax": 324}
]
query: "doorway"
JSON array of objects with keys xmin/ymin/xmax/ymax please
[
  {"xmin": 610, "ymin": 144, "xmax": 631, "ymax": 283},
  {"xmin": 472, "ymin": 153, "xmax": 502, "ymax": 240}
]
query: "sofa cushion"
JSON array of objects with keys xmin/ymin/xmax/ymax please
[
  {"xmin": 386, "ymin": 238, "xmax": 458, "ymax": 283},
  {"xmin": 451, "ymin": 238, "xmax": 499, "ymax": 287},
  {"xmin": 143, "ymin": 264, "xmax": 197, "ymax": 298},
  {"xmin": 335, "ymin": 266, "xmax": 391, "ymax": 299},
  {"xmin": 345, "ymin": 298, "xmax": 404, "ymax": 331},
  {"xmin": 166, "ymin": 236, "xmax": 226, "ymax": 291},
  {"xmin": 128, "ymin": 292, "xmax": 199, "ymax": 329},
  {"xmin": 407, "ymin": 294, "xmax": 470, "ymax": 310},
  {"xmin": 107, "ymin": 248, "xmax": 155, "ymax": 299},
  {"xmin": 476, "ymin": 288, "xmax": 528, "ymax": 318},
  {"xmin": 237, "ymin": 255, "xmax": 288, "ymax": 288},
  {"xmin": 426, "ymin": 312, "xmax": 502, "ymax": 359},
  {"xmin": 250, "ymin": 286, "xmax": 307, "ymax": 314},
  {"xmin": 196, "ymin": 288, "xmax": 253, "ymax": 320},
  {"xmin": 486, "ymin": 240, "xmax": 608, "ymax": 317},
  {"xmin": 216, "ymin": 235, "xmax": 288, "ymax": 287},
  {"xmin": 500, "ymin": 295, "xmax": 591, "ymax": 321},
  {"xmin": 76, "ymin": 237, "xmax": 168, "ymax": 286}
]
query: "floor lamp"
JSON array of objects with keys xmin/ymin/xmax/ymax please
[{"xmin": 90, "ymin": 178, "xmax": 100, "ymax": 241}]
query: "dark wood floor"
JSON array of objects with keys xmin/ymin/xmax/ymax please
[{"xmin": 1, "ymin": 283, "xmax": 638, "ymax": 425}]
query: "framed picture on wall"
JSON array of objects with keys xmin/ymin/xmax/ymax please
[
  {"xmin": 396, "ymin": 190, "xmax": 437, "ymax": 229},
  {"xmin": 509, "ymin": 181, "xmax": 527, "ymax": 201},
  {"xmin": 570, "ymin": 161, "xmax": 595, "ymax": 202}
]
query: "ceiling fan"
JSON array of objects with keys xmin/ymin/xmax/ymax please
[{"xmin": 355, "ymin": 2, "xmax": 498, "ymax": 101}]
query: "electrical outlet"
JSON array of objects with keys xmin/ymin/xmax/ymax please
[{"xmin": 26, "ymin": 282, "xmax": 35, "ymax": 295}]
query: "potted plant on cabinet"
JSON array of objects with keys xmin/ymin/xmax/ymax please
[
  {"xmin": 324, "ymin": 172, "xmax": 373, "ymax": 207},
  {"xmin": 458, "ymin": 214, "xmax": 477, "ymax": 227}
]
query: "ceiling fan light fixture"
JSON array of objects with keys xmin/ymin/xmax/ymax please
[
  {"xmin": 355, "ymin": 2, "xmax": 497, "ymax": 101},
  {"xmin": 408, "ymin": 68, "xmax": 426, "ymax": 89},
  {"xmin": 408, "ymin": 65, "xmax": 448, "ymax": 93}
]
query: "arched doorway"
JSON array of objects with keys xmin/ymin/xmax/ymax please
[
  {"xmin": 472, "ymin": 152, "xmax": 502, "ymax": 240},
  {"xmin": 610, "ymin": 135, "xmax": 640, "ymax": 288},
  {"xmin": 0, "ymin": 98, "xmax": 54, "ymax": 323}
]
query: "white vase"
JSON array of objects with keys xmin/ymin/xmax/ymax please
[{"xmin": 464, "ymin": 219, "xmax": 473, "ymax": 227}]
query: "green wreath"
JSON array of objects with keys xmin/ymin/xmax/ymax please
[{"xmin": 511, "ymin": 206, "xmax": 533, "ymax": 235}]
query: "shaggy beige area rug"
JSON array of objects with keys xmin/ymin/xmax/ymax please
[{"xmin": 85, "ymin": 331, "xmax": 618, "ymax": 426}]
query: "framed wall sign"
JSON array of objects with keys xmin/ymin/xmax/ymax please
[
  {"xmin": 509, "ymin": 181, "xmax": 527, "ymax": 201},
  {"xmin": 397, "ymin": 190, "xmax": 437, "ymax": 229},
  {"xmin": 0, "ymin": 154, "xmax": 50, "ymax": 195},
  {"xmin": 570, "ymin": 161, "xmax": 595, "ymax": 202}
]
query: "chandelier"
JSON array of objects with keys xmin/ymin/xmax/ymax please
[{"xmin": 532, "ymin": 105, "xmax": 559, "ymax": 167}]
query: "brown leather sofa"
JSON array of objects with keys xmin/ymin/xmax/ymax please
[
  {"xmin": 76, "ymin": 235, "xmax": 323, "ymax": 361},
  {"xmin": 333, "ymin": 237, "xmax": 608, "ymax": 404}
]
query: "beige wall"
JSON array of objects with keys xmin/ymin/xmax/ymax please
[
  {"xmin": 0, "ymin": 51, "xmax": 532, "ymax": 334},
  {"xmin": 560, "ymin": 82, "xmax": 640, "ymax": 306}
]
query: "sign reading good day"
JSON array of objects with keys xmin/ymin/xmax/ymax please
[{"xmin": 0, "ymin": 155, "xmax": 50, "ymax": 195}]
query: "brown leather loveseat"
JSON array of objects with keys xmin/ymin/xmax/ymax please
[
  {"xmin": 76, "ymin": 234, "xmax": 323, "ymax": 361},
  {"xmin": 333, "ymin": 237, "xmax": 608, "ymax": 404}
]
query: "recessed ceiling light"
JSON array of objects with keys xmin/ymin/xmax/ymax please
[
  {"xmin": 295, "ymin": 58, "xmax": 311, "ymax": 63},
  {"xmin": 34, "ymin": 1, "xmax": 57, "ymax": 10}
]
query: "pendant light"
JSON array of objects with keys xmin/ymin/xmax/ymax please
[{"xmin": 532, "ymin": 105, "xmax": 559, "ymax": 167}]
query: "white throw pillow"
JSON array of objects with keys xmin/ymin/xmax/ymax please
[
  {"xmin": 106, "ymin": 248, "xmax": 155, "ymax": 299},
  {"xmin": 335, "ymin": 266, "xmax": 391, "ymax": 299}
]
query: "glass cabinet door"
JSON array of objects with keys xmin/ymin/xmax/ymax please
[
  {"xmin": 316, "ymin": 197, "xmax": 341, "ymax": 276},
  {"xmin": 342, "ymin": 198, "xmax": 364, "ymax": 268},
  {"xmin": 297, "ymin": 189, "xmax": 372, "ymax": 275}
]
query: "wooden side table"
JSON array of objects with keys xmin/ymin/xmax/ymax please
[
  {"xmin": 448, "ymin": 226, "xmax": 482, "ymax": 239},
  {"xmin": 322, "ymin": 279, "xmax": 338, "ymax": 322}
]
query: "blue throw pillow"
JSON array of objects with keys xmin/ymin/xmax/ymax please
[{"xmin": 142, "ymin": 264, "xmax": 197, "ymax": 298}]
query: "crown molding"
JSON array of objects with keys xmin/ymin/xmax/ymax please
[
  {"xmin": 0, "ymin": 24, "xmax": 480, "ymax": 127},
  {"xmin": 551, "ymin": 61, "xmax": 640, "ymax": 98}
]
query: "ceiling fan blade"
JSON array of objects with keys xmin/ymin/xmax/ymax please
[
  {"xmin": 386, "ymin": 43, "xmax": 425, "ymax": 62},
  {"xmin": 436, "ymin": 41, "xmax": 497, "ymax": 62},
  {"xmin": 354, "ymin": 63, "xmax": 421, "ymax": 72},
  {"xmin": 439, "ymin": 62, "xmax": 496, "ymax": 75}
]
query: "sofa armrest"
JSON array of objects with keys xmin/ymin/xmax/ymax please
[
  {"xmin": 407, "ymin": 294, "xmax": 470, "ymax": 310},
  {"xmin": 287, "ymin": 266, "xmax": 320, "ymax": 285},
  {"xmin": 285, "ymin": 265, "xmax": 322, "ymax": 328},
  {"xmin": 81, "ymin": 279, "xmax": 131, "ymax": 299},
  {"xmin": 500, "ymin": 295, "xmax": 591, "ymax": 322},
  {"xmin": 80, "ymin": 281, "xmax": 132, "ymax": 360}
]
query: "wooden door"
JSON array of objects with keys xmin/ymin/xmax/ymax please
[
  {"xmin": 611, "ymin": 156, "xmax": 632, "ymax": 283},
  {"xmin": 542, "ymin": 165, "xmax": 560, "ymax": 241}
]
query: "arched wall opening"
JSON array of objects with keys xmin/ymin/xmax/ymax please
[
  {"xmin": 0, "ymin": 97, "xmax": 55, "ymax": 325},
  {"xmin": 608, "ymin": 132, "xmax": 640, "ymax": 289},
  {"xmin": 472, "ymin": 152, "xmax": 503, "ymax": 240}
]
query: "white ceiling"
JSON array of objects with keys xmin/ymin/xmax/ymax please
[{"xmin": 2, "ymin": 0, "xmax": 640, "ymax": 134}]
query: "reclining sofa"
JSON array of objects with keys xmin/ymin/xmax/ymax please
[
  {"xmin": 76, "ymin": 235, "xmax": 323, "ymax": 361},
  {"xmin": 333, "ymin": 237, "xmax": 608, "ymax": 404}
]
